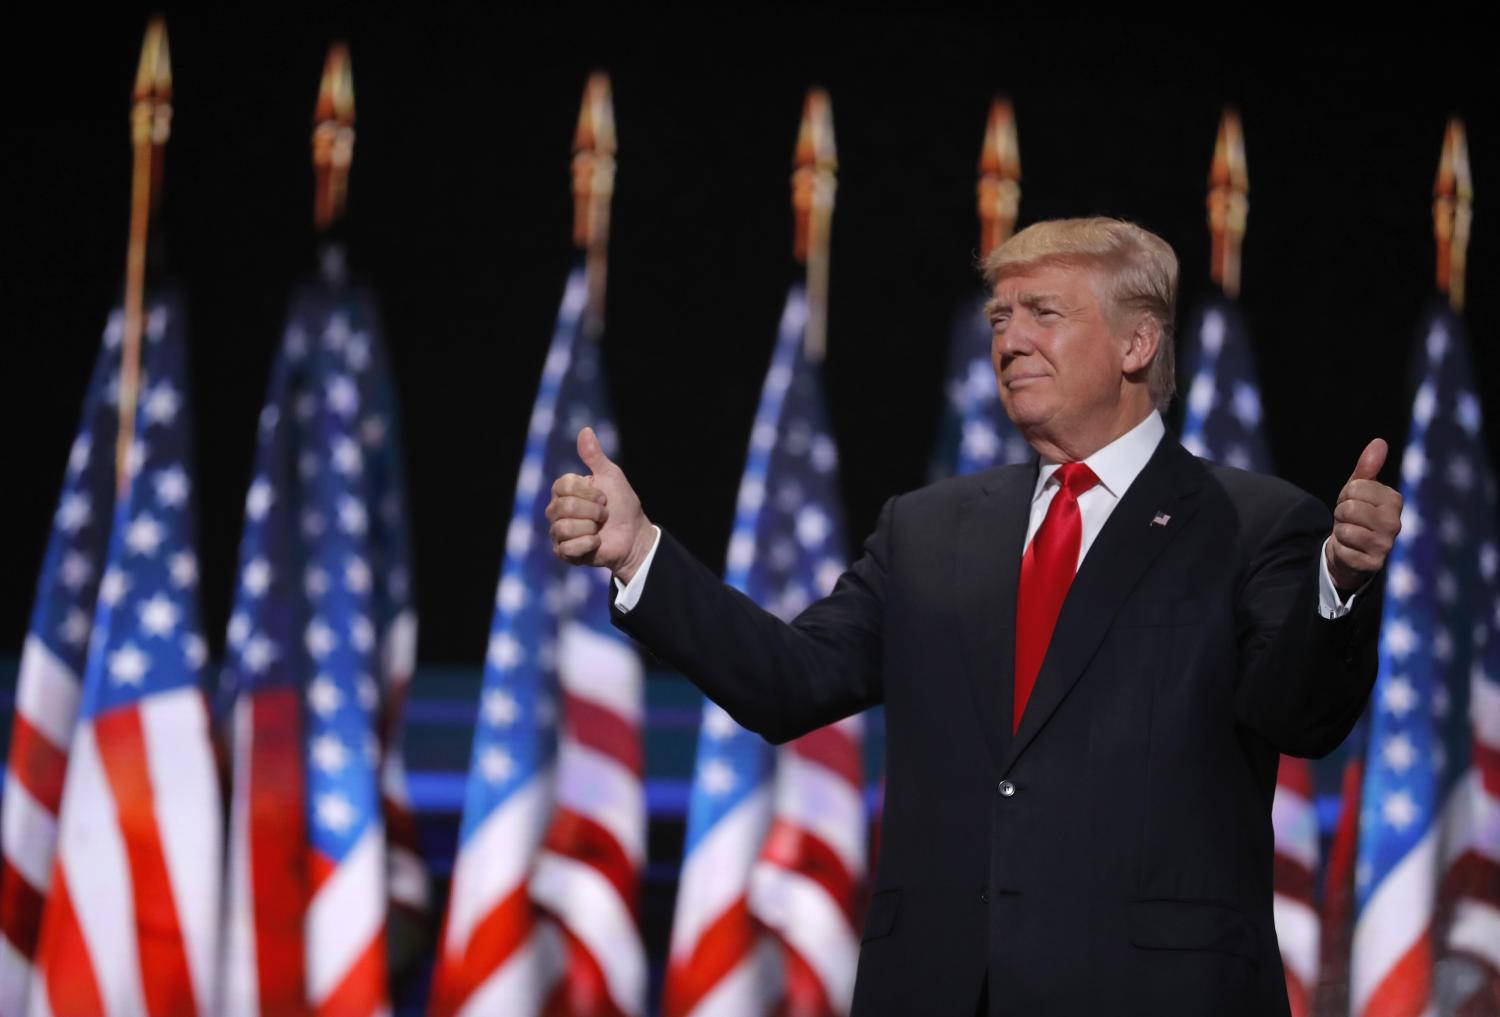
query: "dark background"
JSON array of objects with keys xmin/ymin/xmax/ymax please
[{"xmin": 6, "ymin": 9, "xmax": 1498, "ymax": 665}]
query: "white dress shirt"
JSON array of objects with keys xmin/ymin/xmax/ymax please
[{"xmin": 615, "ymin": 409, "xmax": 1358, "ymax": 619}]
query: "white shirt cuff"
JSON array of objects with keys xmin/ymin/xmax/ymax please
[
  {"xmin": 612, "ymin": 525, "xmax": 662, "ymax": 614},
  {"xmin": 1317, "ymin": 536, "xmax": 1367, "ymax": 619}
]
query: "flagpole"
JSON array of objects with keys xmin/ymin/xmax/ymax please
[
  {"xmin": 313, "ymin": 42, "xmax": 355, "ymax": 236},
  {"xmin": 793, "ymin": 87, "xmax": 836, "ymax": 362},
  {"xmin": 1433, "ymin": 116, "xmax": 1472, "ymax": 312},
  {"xmin": 1207, "ymin": 106, "xmax": 1247, "ymax": 299},
  {"xmin": 573, "ymin": 72, "xmax": 616, "ymax": 339},
  {"xmin": 115, "ymin": 18, "xmax": 172, "ymax": 494},
  {"xmin": 977, "ymin": 97, "xmax": 1020, "ymax": 260}
]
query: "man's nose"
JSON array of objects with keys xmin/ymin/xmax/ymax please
[{"xmin": 995, "ymin": 320, "xmax": 1034, "ymax": 357}]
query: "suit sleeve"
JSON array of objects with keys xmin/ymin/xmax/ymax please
[
  {"xmin": 1233, "ymin": 491, "xmax": 1384, "ymax": 758},
  {"xmin": 609, "ymin": 497, "xmax": 894, "ymax": 745}
]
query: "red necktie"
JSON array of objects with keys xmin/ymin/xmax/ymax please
[{"xmin": 1014, "ymin": 462, "xmax": 1100, "ymax": 732}]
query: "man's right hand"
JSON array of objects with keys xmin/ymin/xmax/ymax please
[{"xmin": 548, "ymin": 427, "xmax": 656, "ymax": 584}]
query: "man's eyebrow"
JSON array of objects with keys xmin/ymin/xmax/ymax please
[{"xmin": 984, "ymin": 292, "xmax": 1063, "ymax": 320}]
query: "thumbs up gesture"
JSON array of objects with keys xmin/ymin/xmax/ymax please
[
  {"xmin": 548, "ymin": 427, "xmax": 656, "ymax": 583},
  {"xmin": 1326, "ymin": 438, "xmax": 1404, "ymax": 594}
]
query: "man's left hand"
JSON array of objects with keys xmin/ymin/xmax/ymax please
[{"xmin": 1327, "ymin": 437, "xmax": 1403, "ymax": 595}]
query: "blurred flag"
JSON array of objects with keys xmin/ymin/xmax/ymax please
[
  {"xmin": 430, "ymin": 267, "xmax": 645, "ymax": 1017},
  {"xmin": 930, "ymin": 292, "xmax": 1029, "ymax": 481},
  {"xmin": 220, "ymin": 266, "xmax": 420, "ymax": 1016},
  {"xmin": 27, "ymin": 296, "xmax": 222, "ymax": 1016},
  {"xmin": 665, "ymin": 286, "xmax": 867, "ymax": 1017},
  {"xmin": 1177, "ymin": 297, "xmax": 1321, "ymax": 1015},
  {"xmin": 1349, "ymin": 305, "xmax": 1500, "ymax": 1016},
  {"xmin": 0, "ymin": 308, "xmax": 126, "ymax": 1015}
]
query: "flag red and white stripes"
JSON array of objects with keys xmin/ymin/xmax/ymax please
[
  {"xmin": 32, "ymin": 687, "xmax": 221, "ymax": 1017},
  {"xmin": 1272, "ymin": 756, "xmax": 1320, "ymax": 1017},
  {"xmin": 750, "ymin": 717, "xmax": 867, "ymax": 1016},
  {"xmin": 532, "ymin": 615, "xmax": 647, "ymax": 1016}
]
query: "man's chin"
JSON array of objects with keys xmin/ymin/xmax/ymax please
[{"xmin": 998, "ymin": 394, "xmax": 1051, "ymax": 431}]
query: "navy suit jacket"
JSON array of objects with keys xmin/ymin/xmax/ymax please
[{"xmin": 613, "ymin": 435, "xmax": 1382, "ymax": 1016}]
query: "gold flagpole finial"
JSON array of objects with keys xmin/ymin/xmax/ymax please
[
  {"xmin": 1207, "ymin": 106, "xmax": 1248, "ymax": 299},
  {"xmin": 793, "ymin": 87, "xmax": 837, "ymax": 361},
  {"xmin": 117, "ymin": 16, "xmax": 173, "ymax": 493},
  {"xmin": 313, "ymin": 42, "xmax": 356, "ymax": 232},
  {"xmin": 977, "ymin": 97, "xmax": 1021, "ymax": 260},
  {"xmin": 1434, "ymin": 116, "xmax": 1472, "ymax": 312},
  {"xmin": 573, "ymin": 71, "xmax": 617, "ymax": 337}
]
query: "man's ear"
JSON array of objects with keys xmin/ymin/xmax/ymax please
[{"xmin": 1122, "ymin": 314, "xmax": 1162, "ymax": 375}]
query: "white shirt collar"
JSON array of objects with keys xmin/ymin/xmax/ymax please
[{"xmin": 1032, "ymin": 410, "xmax": 1166, "ymax": 503}]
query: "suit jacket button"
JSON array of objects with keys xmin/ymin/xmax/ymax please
[
  {"xmin": 979, "ymin": 888, "xmax": 989, "ymax": 903},
  {"xmin": 997, "ymin": 780, "xmax": 1016, "ymax": 797}
]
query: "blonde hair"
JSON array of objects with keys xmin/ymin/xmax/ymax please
[{"xmin": 982, "ymin": 217, "xmax": 1178, "ymax": 412}]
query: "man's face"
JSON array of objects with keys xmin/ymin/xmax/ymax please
[{"xmin": 987, "ymin": 260, "xmax": 1131, "ymax": 444}]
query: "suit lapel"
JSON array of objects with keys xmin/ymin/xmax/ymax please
[
  {"xmin": 955, "ymin": 462, "xmax": 1036, "ymax": 772},
  {"xmin": 999, "ymin": 438, "xmax": 1206, "ymax": 775}
]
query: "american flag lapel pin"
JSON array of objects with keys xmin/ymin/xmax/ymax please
[{"xmin": 1151, "ymin": 511, "xmax": 1172, "ymax": 527}]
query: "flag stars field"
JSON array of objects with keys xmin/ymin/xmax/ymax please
[
  {"xmin": 125, "ymin": 514, "xmax": 165, "ymax": 556},
  {"xmin": 316, "ymin": 793, "xmax": 356, "ymax": 834},
  {"xmin": 241, "ymin": 635, "xmax": 277, "ymax": 674},
  {"xmin": 703, "ymin": 706, "xmax": 737, "ymax": 741},
  {"xmin": 326, "ymin": 375, "xmax": 358, "ymax": 417},
  {"xmin": 482, "ymin": 689, "xmax": 519, "ymax": 728},
  {"xmin": 1456, "ymin": 392, "xmax": 1482, "ymax": 434},
  {"xmin": 56, "ymin": 492, "xmax": 91, "ymax": 533},
  {"xmin": 136, "ymin": 593, "xmax": 180, "ymax": 637},
  {"xmin": 312, "ymin": 734, "xmax": 349, "ymax": 775},
  {"xmin": 59, "ymin": 551, "xmax": 93, "ymax": 590},
  {"xmin": 1382, "ymin": 733, "xmax": 1418, "ymax": 773},
  {"xmin": 1384, "ymin": 619, "xmax": 1418, "ymax": 659},
  {"xmin": 59, "ymin": 608, "xmax": 90, "ymax": 647},
  {"xmin": 698, "ymin": 759, "xmax": 737, "ymax": 797},
  {"xmin": 345, "ymin": 557, "xmax": 371, "ymax": 593},
  {"xmin": 350, "ymin": 615, "xmax": 375, "ymax": 653},
  {"xmin": 308, "ymin": 675, "xmax": 342, "ymax": 717},
  {"xmin": 479, "ymin": 747, "xmax": 515, "ymax": 785},
  {"xmin": 245, "ymin": 478, "xmax": 274, "ymax": 520},
  {"xmin": 1381, "ymin": 791, "xmax": 1419, "ymax": 832},
  {"xmin": 154, "ymin": 465, "xmax": 189, "ymax": 507},
  {"xmin": 98, "ymin": 567, "xmax": 129, "ymax": 607},
  {"xmin": 332, "ymin": 435, "xmax": 363, "ymax": 474},
  {"xmin": 108, "ymin": 643, "xmax": 149, "ymax": 686},
  {"xmin": 337, "ymin": 496, "xmax": 367, "ymax": 535},
  {"xmin": 68, "ymin": 435, "xmax": 91, "ymax": 475},
  {"xmin": 242, "ymin": 557, "xmax": 273, "ymax": 597},
  {"xmin": 487, "ymin": 632, "xmax": 522, "ymax": 670},
  {"xmin": 505, "ymin": 517, "xmax": 532, "ymax": 556},
  {"xmin": 496, "ymin": 576, "xmax": 527, "ymax": 612},
  {"xmin": 356, "ymin": 673, "xmax": 378, "ymax": 711},
  {"xmin": 1381, "ymin": 676, "xmax": 1417, "ymax": 716},
  {"xmin": 183, "ymin": 634, "xmax": 207, "ymax": 670},
  {"xmin": 1388, "ymin": 563, "xmax": 1418, "ymax": 599},
  {"xmin": 143, "ymin": 382, "xmax": 180, "ymax": 426},
  {"xmin": 306, "ymin": 618, "xmax": 337, "ymax": 658},
  {"xmin": 302, "ymin": 510, "xmax": 326, "ymax": 538}
]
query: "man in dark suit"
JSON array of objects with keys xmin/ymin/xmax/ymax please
[{"xmin": 546, "ymin": 218, "xmax": 1401, "ymax": 1016}]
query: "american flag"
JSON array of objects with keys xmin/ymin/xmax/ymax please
[
  {"xmin": 27, "ymin": 296, "xmax": 223, "ymax": 1015},
  {"xmin": 665, "ymin": 286, "xmax": 867, "ymax": 1017},
  {"xmin": 930, "ymin": 292, "xmax": 1031, "ymax": 481},
  {"xmin": 220, "ymin": 268, "xmax": 419, "ymax": 1016},
  {"xmin": 1, "ymin": 307, "xmax": 125, "ymax": 1015},
  {"xmin": 1177, "ymin": 297, "xmax": 1321, "ymax": 1015},
  {"xmin": 1349, "ymin": 305, "xmax": 1500, "ymax": 1016},
  {"xmin": 430, "ymin": 267, "xmax": 645, "ymax": 1017}
]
